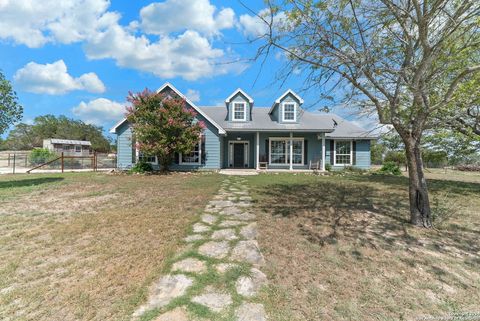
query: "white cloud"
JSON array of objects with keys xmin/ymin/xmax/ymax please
[
  {"xmin": 72, "ymin": 98, "xmax": 125, "ymax": 125},
  {"xmin": 139, "ymin": 0, "xmax": 235, "ymax": 36},
  {"xmin": 14, "ymin": 60, "xmax": 106, "ymax": 95},
  {"xmin": 1, "ymin": 0, "xmax": 243, "ymax": 80},
  {"xmin": 186, "ymin": 89, "xmax": 200, "ymax": 103},
  {"xmin": 84, "ymin": 27, "xmax": 236, "ymax": 80},
  {"xmin": 238, "ymin": 8, "xmax": 286, "ymax": 38},
  {"xmin": 0, "ymin": 0, "xmax": 119, "ymax": 48}
]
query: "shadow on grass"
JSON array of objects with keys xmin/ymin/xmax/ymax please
[
  {"xmin": 0, "ymin": 177, "xmax": 64, "ymax": 189},
  {"xmin": 347, "ymin": 174, "xmax": 480, "ymax": 195},
  {"xmin": 254, "ymin": 177, "xmax": 480, "ymax": 258}
]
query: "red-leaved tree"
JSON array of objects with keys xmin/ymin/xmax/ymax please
[{"xmin": 126, "ymin": 89, "xmax": 205, "ymax": 171}]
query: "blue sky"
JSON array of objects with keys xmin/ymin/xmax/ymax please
[{"xmin": 0, "ymin": 0, "xmax": 368, "ymax": 137}]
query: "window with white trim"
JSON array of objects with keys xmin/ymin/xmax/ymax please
[
  {"xmin": 232, "ymin": 102, "xmax": 247, "ymax": 121},
  {"xmin": 139, "ymin": 152, "xmax": 157, "ymax": 164},
  {"xmin": 282, "ymin": 103, "xmax": 296, "ymax": 122},
  {"xmin": 269, "ymin": 138, "xmax": 304, "ymax": 165},
  {"xmin": 181, "ymin": 140, "xmax": 201, "ymax": 164},
  {"xmin": 334, "ymin": 141, "xmax": 352, "ymax": 165},
  {"xmin": 75, "ymin": 145, "xmax": 81, "ymax": 153}
]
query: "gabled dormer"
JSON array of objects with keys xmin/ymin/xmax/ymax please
[
  {"xmin": 225, "ymin": 89, "xmax": 254, "ymax": 122},
  {"xmin": 269, "ymin": 89, "xmax": 304, "ymax": 123}
]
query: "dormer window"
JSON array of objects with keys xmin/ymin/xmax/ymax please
[
  {"xmin": 282, "ymin": 102, "xmax": 297, "ymax": 122},
  {"xmin": 233, "ymin": 102, "xmax": 247, "ymax": 121}
]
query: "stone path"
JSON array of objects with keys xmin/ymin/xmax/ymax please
[{"xmin": 133, "ymin": 177, "xmax": 267, "ymax": 321}]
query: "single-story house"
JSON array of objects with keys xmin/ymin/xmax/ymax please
[
  {"xmin": 110, "ymin": 83, "xmax": 376, "ymax": 171},
  {"xmin": 43, "ymin": 139, "xmax": 92, "ymax": 156}
]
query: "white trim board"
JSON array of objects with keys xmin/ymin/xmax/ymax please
[
  {"xmin": 232, "ymin": 101, "xmax": 247, "ymax": 121},
  {"xmin": 110, "ymin": 83, "xmax": 226, "ymax": 135},
  {"xmin": 268, "ymin": 89, "xmax": 304, "ymax": 114},
  {"xmin": 333, "ymin": 140, "xmax": 353, "ymax": 166},
  {"xmin": 281, "ymin": 102, "xmax": 297, "ymax": 122},
  {"xmin": 268, "ymin": 137, "xmax": 304, "ymax": 166},
  {"xmin": 225, "ymin": 88, "xmax": 254, "ymax": 104},
  {"xmin": 228, "ymin": 140, "xmax": 250, "ymax": 168}
]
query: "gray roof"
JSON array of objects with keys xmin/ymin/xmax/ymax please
[
  {"xmin": 49, "ymin": 139, "xmax": 92, "ymax": 146},
  {"xmin": 199, "ymin": 106, "xmax": 376, "ymax": 138}
]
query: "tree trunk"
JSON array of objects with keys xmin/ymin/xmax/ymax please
[
  {"xmin": 404, "ymin": 139, "xmax": 432, "ymax": 227},
  {"xmin": 158, "ymin": 154, "xmax": 172, "ymax": 172}
]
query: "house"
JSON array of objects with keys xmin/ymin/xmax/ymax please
[
  {"xmin": 110, "ymin": 83, "xmax": 376, "ymax": 171},
  {"xmin": 43, "ymin": 139, "xmax": 92, "ymax": 156}
]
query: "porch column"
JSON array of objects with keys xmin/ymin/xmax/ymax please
[
  {"xmin": 289, "ymin": 132, "xmax": 293, "ymax": 171},
  {"xmin": 256, "ymin": 131, "xmax": 260, "ymax": 170},
  {"xmin": 321, "ymin": 133, "xmax": 326, "ymax": 171}
]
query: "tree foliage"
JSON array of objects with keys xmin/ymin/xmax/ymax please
[
  {"xmin": 255, "ymin": 0, "xmax": 480, "ymax": 227},
  {"xmin": 0, "ymin": 70, "xmax": 22, "ymax": 135},
  {"xmin": 3, "ymin": 115, "xmax": 111, "ymax": 152},
  {"xmin": 125, "ymin": 89, "xmax": 205, "ymax": 171}
]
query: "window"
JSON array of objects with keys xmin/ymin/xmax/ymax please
[
  {"xmin": 269, "ymin": 138, "xmax": 304, "ymax": 165},
  {"xmin": 282, "ymin": 103, "xmax": 296, "ymax": 122},
  {"xmin": 181, "ymin": 140, "xmax": 201, "ymax": 164},
  {"xmin": 233, "ymin": 102, "xmax": 247, "ymax": 121},
  {"xmin": 334, "ymin": 141, "xmax": 352, "ymax": 165},
  {"xmin": 75, "ymin": 145, "xmax": 82, "ymax": 153},
  {"xmin": 63, "ymin": 145, "xmax": 71, "ymax": 151},
  {"xmin": 139, "ymin": 152, "xmax": 157, "ymax": 164}
]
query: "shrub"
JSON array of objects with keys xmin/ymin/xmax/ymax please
[
  {"xmin": 384, "ymin": 151, "xmax": 407, "ymax": 167},
  {"xmin": 378, "ymin": 161, "xmax": 402, "ymax": 175},
  {"xmin": 130, "ymin": 161, "xmax": 154, "ymax": 173},
  {"xmin": 29, "ymin": 148, "xmax": 57, "ymax": 165},
  {"xmin": 325, "ymin": 163, "xmax": 332, "ymax": 171}
]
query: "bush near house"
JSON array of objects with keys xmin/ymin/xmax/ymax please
[{"xmin": 377, "ymin": 161, "xmax": 402, "ymax": 175}]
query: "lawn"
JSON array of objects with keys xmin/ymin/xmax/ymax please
[
  {"xmin": 0, "ymin": 172, "xmax": 223, "ymax": 321},
  {"xmin": 246, "ymin": 170, "xmax": 480, "ymax": 321}
]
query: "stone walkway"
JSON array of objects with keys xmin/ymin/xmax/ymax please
[{"xmin": 133, "ymin": 177, "xmax": 267, "ymax": 321}]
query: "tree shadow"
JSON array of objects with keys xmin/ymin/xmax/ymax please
[
  {"xmin": 0, "ymin": 177, "xmax": 64, "ymax": 189},
  {"xmin": 254, "ymin": 178, "xmax": 480, "ymax": 260},
  {"xmin": 347, "ymin": 174, "xmax": 480, "ymax": 196}
]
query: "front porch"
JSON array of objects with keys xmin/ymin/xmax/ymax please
[
  {"xmin": 221, "ymin": 131, "xmax": 327, "ymax": 171},
  {"xmin": 218, "ymin": 168, "xmax": 325, "ymax": 175}
]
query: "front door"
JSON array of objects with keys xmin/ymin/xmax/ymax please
[{"xmin": 233, "ymin": 143, "xmax": 245, "ymax": 168}]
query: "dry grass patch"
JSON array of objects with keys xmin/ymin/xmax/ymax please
[
  {"xmin": 0, "ymin": 172, "xmax": 222, "ymax": 321},
  {"xmin": 247, "ymin": 171, "xmax": 480, "ymax": 321}
]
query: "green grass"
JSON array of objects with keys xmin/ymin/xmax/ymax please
[
  {"xmin": 0, "ymin": 172, "xmax": 223, "ymax": 321},
  {"xmin": 245, "ymin": 170, "xmax": 480, "ymax": 321}
]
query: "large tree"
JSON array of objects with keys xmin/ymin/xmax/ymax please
[
  {"xmin": 0, "ymin": 70, "xmax": 22, "ymax": 135},
  {"xmin": 4, "ymin": 115, "xmax": 111, "ymax": 152},
  {"xmin": 125, "ymin": 89, "xmax": 205, "ymax": 171},
  {"xmin": 254, "ymin": 0, "xmax": 480, "ymax": 227}
]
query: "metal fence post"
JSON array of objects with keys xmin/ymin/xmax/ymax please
[
  {"xmin": 12, "ymin": 154, "xmax": 15, "ymax": 174},
  {"xmin": 61, "ymin": 152, "xmax": 64, "ymax": 173}
]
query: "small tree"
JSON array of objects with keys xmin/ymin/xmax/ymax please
[
  {"xmin": 126, "ymin": 89, "xmax": 205, "ymax": 171},
  {"xmin": 0, "ymin": 70, "xmax": 22, "ymax": 135}
]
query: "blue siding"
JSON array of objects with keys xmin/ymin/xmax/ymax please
[
  {"xmin": 170, "ymin": 114, "xmax": 221, "ymax": 170},
  {"xmin": 116, "ymin": 122, "xmax": 134, "ymax": 170},
  {"xmin": 326, "ymin": 139, "xmax": 371, "ymax": 170},
  {"xmin": 355, "ymin": 140, "xmax": 371, "ymax": 169},
  {"xmin": 227, "ymin": 92, "xmax": 252, "ymax": 122},
  {"xmin": 115, "ymin": 115, "xmax": 222, "ymax": 171},
  {"xmin": 271, "ymin": 93, "xmax": 302, "ymax": 123},
  {"xmin": 222, "ymin": 133, "xmax": 255, "ymax": 168},
  {"xmin": 256, "ymin": 132, "xmax": 323, "ymax": 170}
]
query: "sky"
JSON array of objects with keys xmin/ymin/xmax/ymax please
[{"xmin": 0, "ymin": 0, "xmax": 375, "ymax": 138}]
